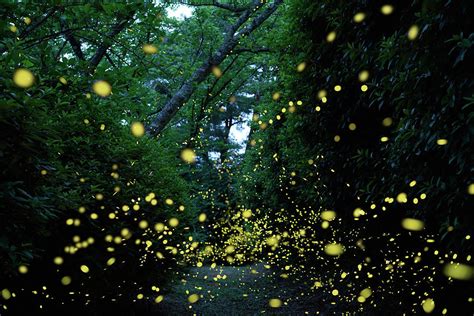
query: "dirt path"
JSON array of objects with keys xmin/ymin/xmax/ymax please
[{"xmin": 154, "ymin": 263, "xmax": 334, "ymax": 315}]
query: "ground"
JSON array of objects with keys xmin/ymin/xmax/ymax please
[{"xmin": 155, "ymin": 262, "xmax": 337, "ymax": 315}]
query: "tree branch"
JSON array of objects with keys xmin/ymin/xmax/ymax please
[
  {"xmin": 80, "ymin": 31, "xmax": 172, "ymax": 78},
  {"xmin": 189, "ymin": 55, "xmax": 245, "ymax": 141},
  {"xmin": 19, "ymin": 7, "xmax": 58, "ymax": 39},
  {"xmin": 173, "ymin": 1, "xmax": 246, "ymax": 12},
  {"xmin": 60, "ymin": 17, "xmax": 85, "ymax": 60},
  {"xmin": 20, "ymin": 28, "xmax": 83, "ymax": 50},
  {"xmin": 54, "ymin": 40, "xmax": 68, "ymax": 61},
  {"xmin": 231, "ymin": 47, "xmax": 270, "ymax": 54},
  {"xmin": 88, "ymin": 11, "xmax": 136, "ymax": 72},
  {"xmin": 105, "ymin": 52, "xmax": 117, "ymax": 68},
  {"xmin": 154, "ymin": 80, "xmax": 173, "ymax": 99}
]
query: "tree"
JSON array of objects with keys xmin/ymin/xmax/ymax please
[{"xmin": 147, "ymin": 0, "xmax": 283, "ymax": 136}]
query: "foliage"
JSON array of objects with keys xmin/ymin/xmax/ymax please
[
  {"xmin": 1, "ymin": 1, "xmax": 473, "ymax": 314},
  {"xmin": 240, "ymin": 0, "xmax": 473, "ymax": 313},
  {"xmin": 0, "ymin": 2, "xmax": 198, "ymax": 312}
]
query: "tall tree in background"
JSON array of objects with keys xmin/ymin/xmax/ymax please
[{"xmin": 147, "ymin": 0, "xmax": 283, "ymax": 136}]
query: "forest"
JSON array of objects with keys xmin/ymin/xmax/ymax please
[{"xmin": 0, "ymin": 1, "xmax": 473, "ymax": 315}]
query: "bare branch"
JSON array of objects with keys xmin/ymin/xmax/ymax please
[
  {"xmin": 88, "ymin": 11, "xmax": 136, "ymax": 72},
  {"xmin": 54, "ymin": 40, "xmax": 68, "ymax": 61},
  {"xmin": 60, "ymin": 17, "xmax": 85, "ymax": 60},
  {"xmin": 19, "ymin": 7, "xmax": 58, "ymax": 39},
  {"xmin": 190, "ymin": 57, "xmax": 253, "ymax": 142},
  {"xmin": 231, "ymin": 47, "xmax": 270, "ymax": 54},
  {"xmin": 105, "ymin": 52, "xmax": 117, "ymax": 68},
  {"xmin": 173, "ymin": 1, "xmax": 246, "ymax": 12},
  {"xmin": 22, "ymin": 28, "xmax": 84, "ymax": 50},
  {"xmin": 81, "ymin": 31, "xmax": 172, "ymax": 78}
]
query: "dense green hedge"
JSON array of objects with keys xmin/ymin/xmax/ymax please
[
  {"xmin": 0, "ymin": 7, "xmax": 197, "ymax": 312},
  {"xmin": 241, "ymin": 0, "xmax": 473, "ymax": 313}
]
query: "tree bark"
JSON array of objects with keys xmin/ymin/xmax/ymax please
[
  {"xmin": 147, "ymin": 0, "xmax": 283, "ymax": 136},
  {"xmin": 60, "ymin": 17, "xmax": 85, "ymax": 61}
]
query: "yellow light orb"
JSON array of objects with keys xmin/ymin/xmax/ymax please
[
  {"xmin": 326, "ymin": 31, "xmax": 336, "ymax": 42},
  {"xmin": 422, "ymin": 298, "xmax": 435, "ymax": 313},
  {"xmin": 18, "ymin": 265, "xmax": 28, "ymax": 274},
  {"xmin": 360, "ymin": 288, "xmax": 372, "ymax": 298},
  {"xmin": 54, "ymin": 256, "xmax": 64, "ymax": 265},
  {"xmin": 242, "ymin": 209, "xmax": 252, "ymax": 218},
  {"xmin": 61, "ymin": 276, "xmax": 72, "ymax": 285},
  {"xmin": 320, "ymin": 210, "xmax": 336, "ymax": 221},
  {"xmin": 181, "ymin": 148, "xmax": 196, "ymax": 163},
  {"xmin": 381, "ymin": 5, "xmax": 394, "ymax": 15},
  {"xmin": 382, "ymin": 117, "xmax": 392, "ymax": 126},
  {"xmin": 13, "ymin": 68, "xmax": 35, "ymax": 88},
  {"xmin": 188, "ymin": 294, "xmax": 199, "ymax": 304},
  {"xmin": 1, "ymin": 288, "xmax": 11, "ymax": 300},
  {"xmin": 92, "ymin": 80, "xmax": 112, "ymax": 97},
  {"xmin": 131, "ymin": 122, "xmax": 145, "ymax": 137},
  {"xmin": 211, "ymin": 66, "xmax": 222, "ymax": 78},
  {"xmin": 468, "ymin": 184, "xmax": 474, "ymax": 195},
  {"xmin": 269, "ymin": 298, "xmax": 282, "ymax": 308},
  {"xmin": 401, "ymin": 218, "xmax": 424, "ymax": 231},
  {"xmin": 396, "ymin": 192, "xmax": 408, "ymax": 203},
  {"xmin": 318, "ymin": 89, "xmax": 327, "ymax": 99},
  {"xmin": 324, "ymin": 243, "xmax": 344, "ymax": 256},
  {"xmin": 169, "ymin": 217, "xmax": 179, "ymax": 227},
  {"xmin": 353, "ymin": 12, "xmax": 366, "ymax": 23},
  {"xmin": 142, "ymin": 44, "xmax": 158, "ymax": 54},
  {"xmin": 297, "ymin": 62, "xmax": 306, "ymax": 72},
  {"xmin": 443, "ymin": 263, "xmax": 474, "ymax": 280},
  {"xmin": 408, "ymin": 25, "xmax": 419, "ymax": 40},
  {"xmin": 155, "ymin": 222, "xmax": 165, "ymax": 232},
  {"xmin": 436, "ymin": 139, "xmax": 448, "ymax": 145},
  {"xmin": 359, "ymin": 70, "xmax": 369, "ymax": 82}
]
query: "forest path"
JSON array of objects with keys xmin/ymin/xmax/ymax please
[{"xmin": 155, "ymin": 262, "xmax": 333, "ymax": 315}]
